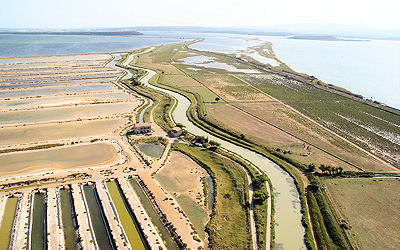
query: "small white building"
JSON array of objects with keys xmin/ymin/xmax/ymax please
[{"xmin": 132, "ymin": 123, "xmax": 152, "ymax": 134}]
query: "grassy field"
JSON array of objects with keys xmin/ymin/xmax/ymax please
[
  {"xmin": 106, "ymin": 181, "xmax": 145, "ymax": 250},
  {"xmin": 323, "ymin": 178, "xmax": 400, "ymax": 249},
  {"xmin": 0, "ymin": 197, "xmax": 18, "ymax": 250},
  {"xmin": 155, "ymin": 151, "xmax": 210, "ymax": 239},
  {"xmin": 171, "ymin": 143, "xmax": 252, "ymax": 249},
  {"xmin": 237, "ymin": 73, "xmax": 400, "ymax": 168}
]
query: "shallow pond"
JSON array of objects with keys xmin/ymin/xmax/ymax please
[
  {"xmin": 60, "ymin": 188, "xmax": 78, "ymax": 250},
  {"xmin": 0, "ymin": 142, "xmax": 119, "ymax": 176},
  {"xmin": 175, "ymin": 55, "xmax": 259, "ymax": 73},
  {"xmin": 0, "ymin": 118, "xmax": 126, "ymax": 146},
  {"xmin": 0, "ymin": 83, "xmax": 115, "ymax": 98},
  {"xmin": 0, "ymin": 102, "xmax": 132, "ymax": 125},
  {"xmin": 137, "ymin": 143, "xmax": 165, "ymax": 158}
]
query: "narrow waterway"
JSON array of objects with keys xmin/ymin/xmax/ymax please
[{"xmin": 116, "ymin": 52, "xmax": 306, "ymax": 249}]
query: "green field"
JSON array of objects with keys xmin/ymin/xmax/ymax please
[
  {"xmin": 237, "ymin": 73, "xmax": 400, "ymax": 168},
  {"xmin": 106, "ymin": 181, "xmax": 145, "ymax": 250},
  {"xmin": 0, "ymin": 197, "xmax": 18, "ymax": 250},
  {"xmin": 323, "ymin": 178, "xmax": 400, "ymax": 249}
]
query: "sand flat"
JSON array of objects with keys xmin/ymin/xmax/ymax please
[
  {"xmin": 0, "ymin": 142, "xmax": 120, "ymax": 176},
  {"xmin": 0, "ymin": 118, "xmax": 126, "ymax": 146},
  {"xmin": 0, "ymin": 102, "xmax": 135, "ymax": 125}
]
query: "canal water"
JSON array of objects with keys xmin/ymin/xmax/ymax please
[
  {"xmin": 119, "ymin": 52, "xmax": 306, "ymax": 249},
  {"xmin": 31, "ymin": 192, "xmax": 47, "ymax": 250},
  {"xmin": 60, "ymin": 188, "xmax": 78, "ymax": 250},
  {"xmin": 0, "ymin": 196, "xmax": 18, "ymax": 250},
  {"xmin": 82, "ymin": 184, "xmax": 115, "ymax": 250}
]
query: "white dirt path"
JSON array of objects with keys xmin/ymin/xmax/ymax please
[
  {"xmin": 119, "ymin": 177, "xmax": 166, "ymax": 250},
  {"xmin": 47, "ymin": 188, "xmax": 65, "ymax": 250},
  {"xmin": 96, "ymin": 180, "xmax": 131, "ymax": 249},
  {"xmin": 71, "ymin": 184, "xmax": 97, "ymax": 250}
]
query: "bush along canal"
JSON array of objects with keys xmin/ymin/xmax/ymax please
[
  {"xmin": 31, "ymin": 191, "xmax": 47, "ymax": 250},
  {"xmin": 60, "ymin": 186, "xmax": 79, "ymax": 250},
  {"xmin": 106, "ymin": 179, "xmax": 149, "ymax": 250},
  {"xmin": 0, "ymin": 196, "xmax": 18, "ymax": 250},
  {"xmin": 82, "ymin": 183, "xmax": 116, "ymax": 250},
  {"xmin": 129, "ymin": 178, "xmax": 178, "ymax": 250}
]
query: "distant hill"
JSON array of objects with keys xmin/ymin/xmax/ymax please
[
  {"xmin": 288, "ymin": 35, "xmax": 369, "ymax": 42},
  {"xmin": 132, "ymin": 24, "xmax": 399, "ymax": 40}
]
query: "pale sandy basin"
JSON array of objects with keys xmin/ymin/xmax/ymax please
[
  {"xmin": 0, "ymin": 92, "xmax": 133, "ymax": 110},
  {"xmin": 0, "ymin": 54, "xmax": 111, "ymax": 65},
  {"xmin": 0, "ymin": 118, "xmax": 126, "ymax": 146},
  {"xmin": 0, "ymin": 142, "xmax": 120, "ymax": 176},
  {"xmin": 0, "ymin": 83, "xmax": 116, "ymax": 98},
  {"xmin": 0, "ymin": 102, "xmax": 135, "ymax": 125}
]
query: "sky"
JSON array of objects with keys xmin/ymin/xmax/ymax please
[{"xmin": 0, "ymin": 0, "xmax": 399, "ymax": 30}]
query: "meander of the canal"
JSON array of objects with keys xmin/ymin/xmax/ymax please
[{"xmin": 115, "ymin": 52, "xmax": 306, "ymax": 249}]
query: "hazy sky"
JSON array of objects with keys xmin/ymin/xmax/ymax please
[{"xmin": 0, "ymin": 0, "xmax": 399, "ymax": 30}]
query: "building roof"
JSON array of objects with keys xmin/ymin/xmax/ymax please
[
  {"xmin": 171, "ymin": 126, "xmax": 182, "ymax": 132},
  {"xmin": 134, "ymin": 123, "xmax": 151, "ymax": 128}
]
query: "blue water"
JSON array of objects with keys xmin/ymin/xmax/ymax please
[{"xmin": 0, "ymin": 33, "xmax": 185, "ymax": 58}]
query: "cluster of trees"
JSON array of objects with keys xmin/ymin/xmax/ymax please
[
  {"xmin": 307, "ymin": 163, "xmax": 344, "ymax": 175},
  {"xmin": 252, "ymin": 174, "xmax": 269, "ymax": 204},
  {"xmin": 193, "ymin": 135, "xmax": 221, "ymax": 149},
  {"xmin": 319, "ymin": 164, "xmax": 343, "ymax": 175}
]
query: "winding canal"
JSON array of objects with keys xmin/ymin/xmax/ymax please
[{"xmin": 115, "ymin": 50, "xmax": 306, "ymax": 249}]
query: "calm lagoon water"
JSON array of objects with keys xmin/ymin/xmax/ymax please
[{"xmin": 0, "ymin": 33, "xmax": 185, "ymax": 58}]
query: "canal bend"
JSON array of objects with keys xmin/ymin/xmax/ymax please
[{"xmin": 114, "ymin": 49, "xmax": 306, "ymax": 249}]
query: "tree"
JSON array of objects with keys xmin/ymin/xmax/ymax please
[
  {"xmin": 215, "ymin": 97, "xmax": 220, "ymax": 103},
  {"xmin": 319, "ymin": 164, "xmax": 327, "ymax": 174},
  {"xmin": 307, "ymin": 163, "xmax": 316, "ymax": 172},
  {"xmin": 253, "ymin": 174, "xmax": 267, "ymax": 190},
  {"xmin": 209, "ymin": 140, "xmax": 221, "ymax": 147},
  {"xmin": 253, "ymin": 190, "xmax": 268, "ymax": 204},
  {"xmin": 175, "ymin": 123, "xmax": 185, "ymax": 128}
]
